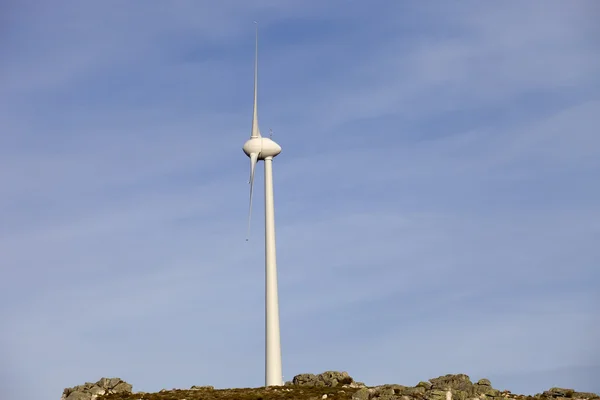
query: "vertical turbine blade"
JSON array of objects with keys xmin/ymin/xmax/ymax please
[
  {"xmin": 251, "ymin": 22, "xmax": 261, "ymax": 139},
  {"xmin": 246, "ymin": 152, "xmax": 258, "ymax": 241}
]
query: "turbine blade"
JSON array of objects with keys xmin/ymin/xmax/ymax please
[
  {"xmin": 251, "ymin": 24, "xmax": 261, "ymax": 139},
  {"xmin": 246, "ymin": 152, "xmax": 258, "ymax": 241}
]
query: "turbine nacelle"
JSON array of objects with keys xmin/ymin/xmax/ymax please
[
  {"xmin": 243, "ymin": 137, "xmax": 282, "ymax": 160},
  {"xmin": 243, "ymin": 136, "xmax": 281, "ymax": 242}
]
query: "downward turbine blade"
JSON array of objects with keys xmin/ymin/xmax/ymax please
[{"xmin": 246, "ymin": 152, "xmax": 258, "ymax": 241}]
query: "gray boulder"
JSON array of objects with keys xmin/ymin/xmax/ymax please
[
  {"xmin": 373, "ymin": 386, "xmax": 396, "ymax": 397},
  {"xmin": 426, "ymin": 389, "xmax": 450, "ymax": 400},
  {"xmin": 190, "ymin": 385, "xmax": 215, "ymax": 390},
  {"xmin": 428, "ymin": 374, "xmax": 497, "ymax": 400},
  {"xmin": 353, "ymin": 388, "xmax": 371, "ymax": 400},
  {"xmin": 61, "ymin": 377, "xmax": 132, "ymax": 400},
  {"xmin": 475, "ymin": 378, "xmax": 499, "ymax": 397},
  {"xmin": 544, "ymin": 388, "xmax": 576, "ymax": 398},
  {"xmin": 293, "ymin": 371, "xmax": 355, "ymax": 387},
  {"xmin": 112, "ymin": 381, "xmax": 133, "ymax": 393},
  {"xmin": 108, "ymin": 378, "xmax": 122, "ymax": 388},
  {"xmin": 293, "ymin": 373, "xmax": 320, "ymax": 386},
  {"xmin": 430, "ymin": 374, "xmax": 473, "ymax": 392},
  {"xmin": 573, "ymin": 393, "xmax": 600, "ymax": 399},
  {"xmin": 536, "ymin": 388, "xmax": 600, "ymax": 400},
  {"xmin": 88, "ymin": 386, "xmax": 106, "ymax": 396},
  {"xmin": 65, "ymin": 393, "xmax": 92, "ymax": 400}
]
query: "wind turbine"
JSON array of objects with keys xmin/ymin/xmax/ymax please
[{"xmin": 243, "ymin": 24, "xmax": 284, "ymax": 387}]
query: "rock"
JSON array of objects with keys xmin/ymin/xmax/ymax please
[
  {"xmin": 373, "ymin": 386, "xmax": 395, "ymax": 397},
  {"xmin": 294, "ymin": 374, "xmax": 319, "ymax": 386},
  {"xmin": 113, "ymin": 381, "xmax": 133, "ymax": 393},
  {"xmin": 418, "ymin": 382, "xmax": 433, "ymax": 390},
  {"xmin": 428, "ymin": 374, "xmax": 488, "ymax": 399},
  {"xmin": 453, "ymin": 391, "xmax": 469, "ymax": 400},
  {"xmin": 427, "ymin": 389, "xmax": 451, "ymax": 400},
  {"xmin": 401, "ymin": 387, "xmax": 426, "ymax": 396},
  {"xmin": 478, "ymin": 388, "xmax": 500, "ymax": 397},
  {"xmin": 61, "ymin": 377, "xmax": 132, "ymax": 400},
  {"xmin": 322, "ymin": 371, "xmax": 354, "ymax": 387},
  {"xmin": 378, "ymin": 396, "xmax": 400, "ymax": 400},
  {"xmin": 108, "ymin": 378, "xmax": 122, "ymax": 388},
  {"xmin": 430, "ymin": 374, "xmax": 473, "ymax": 392},
  {"xmin": 66, "ymin": 393, "xmax": 92, "ymax": 400},
  {"xmin": 545, "ymin": 389, "xmax": 576, "ymax": 398},
  {"xmin": 96, "ymin": 378, "xmax": 110, "ymax": 388},
  {"xmin": 573, "ymin": 393, "xmax": 600, "ymax": 399},
  {"xmin": 88, "ymin": 386, "xmax": 106, "ymax": 396},
  {"xmin": 365, "ymin": 385, "xmax": 404, "ymax": 400},
  {"xmin": 190, "ymin": 385, "xmax": 215, "ymax": 390},
  {"xmin": 474, "ymin": 380, "xmax": 499, "ymax": 397},
  {"xmin": 477, "ymin": 387, "xmax": 500, "ymax": 397},
  {"xmin": 293, "ymin": 371, "xmax": 354, "ymax": 387},
  {"xmin": 352, "ymin": 388, "xmax": 371, "ymax": 400},
  {"xmin": 387, "ymin": 385, "xmax": 410, "ymax": 395},
  {"xmin": 344, "ymin": 382, "xmax": 367, "ymax": 389}
]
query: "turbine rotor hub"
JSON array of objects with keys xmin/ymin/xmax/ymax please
[{"xmin": 243, "ymin": 137, "xmax": 282, "ymax": 160}]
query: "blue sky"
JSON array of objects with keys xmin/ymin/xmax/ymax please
[{"xmin": 1, "ymin": 1, "xmax": 599, "ymax": 399}]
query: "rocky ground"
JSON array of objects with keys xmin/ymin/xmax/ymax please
[{"xmin": 61, "ymin": 371, "xmax": 599, "ymax": 400}]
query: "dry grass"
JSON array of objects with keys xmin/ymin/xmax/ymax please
[{"xmin": 101, "ymin": 386, "xmax": 360, "ymax": 400}]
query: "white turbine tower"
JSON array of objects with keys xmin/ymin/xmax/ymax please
[{"xmin": 243, "ymin": 24, "xmax": 284, "ymax": 387}]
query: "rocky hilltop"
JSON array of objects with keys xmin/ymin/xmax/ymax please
[{"xmin": 61, "ymin": 371, "xmax": 599, "ymax": 400}]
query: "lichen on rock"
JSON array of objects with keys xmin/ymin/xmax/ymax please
[
  {"xmin": 60, "ymin": 377, "xmax": 132, "ymax": 400},
  {"xmin": 293, "ymin": 371, "xmax": 356, "ymax": 388}
]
